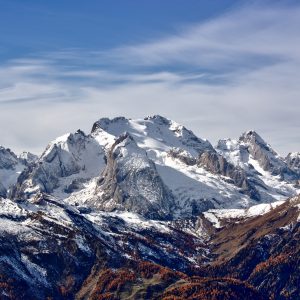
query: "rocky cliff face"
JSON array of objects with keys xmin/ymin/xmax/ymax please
[
  {"xmin": 198, "ymin": 150, "xmax": 260, "ymax": 200},
  {"xmin": 92, "ymin": 133, "xmax": 175, "ymax": 219},
  {"xmin": 0, "ymin": 147, "xmax": 19, "ymax": 169},
  {"xmin": 0, "ymin": 182, "xmax": 6, "ymax": 198}
]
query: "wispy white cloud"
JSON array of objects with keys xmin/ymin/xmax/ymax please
[
  {"xmin": 109, "ymin": 4, "xmax": 300, "ymax": 70},
  {"xmin": 0, "ymin": 2, "xmax": 299, "ymax": 155}
]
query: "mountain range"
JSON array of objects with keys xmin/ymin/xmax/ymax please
[{"xmin": 0, "ymin": 115, "xmax": 299, "ymax": 299}]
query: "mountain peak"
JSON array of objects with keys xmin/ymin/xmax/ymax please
[
  {"xmin": 240, "ymin": 130, "xmax": 268, "ymax": 146},
  {"xmin": 0, "ymin": 146, "xmax": 20, "ymax": 170},
  {"xmin": 236, "ymin": 130, "xmax": 298, "ymax": 180},
  {"xmin": 144, "ymin": 114, "xmax": 170, "ymax": 125},
  {"xmin": 18, "ymin": 151, "xmax": 38, "ymax": 164},
  {"xmin": 91, "ymin": 116, "xmax": 128, "ymax": 133},
  {"xmin": 239, "ymin": 130, "xmax": 279, "ymax": 158}
]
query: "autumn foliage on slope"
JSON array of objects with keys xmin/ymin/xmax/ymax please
[
  {"xmin": 76, "ymin": 261, "xmax": 266, "ymax": 300},
  {"xmin": 161, "ymin": 277, "xmax": 265, "ymax": 300}
]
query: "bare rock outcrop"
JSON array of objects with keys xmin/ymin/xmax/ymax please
[{"xmin": 94, "ymin": 133, "xmax": 175, "ymax": 220}]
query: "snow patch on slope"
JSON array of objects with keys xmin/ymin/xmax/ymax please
[{"xmin": 204, "ymin": 200, "xmax": 285, "ymax": 228}]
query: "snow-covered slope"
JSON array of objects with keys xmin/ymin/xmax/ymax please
[
  {"xmin": 0, "ymin": 192, "xmax": 207, "ymax": 299},
  {"xmin": 203, "ymin": 200, "xmax": 285, "ymax": 228},
  {"xmin": 91, "ymin": 115, "xmax": 214, "ymax": 157}
]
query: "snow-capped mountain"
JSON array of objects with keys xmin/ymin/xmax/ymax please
[
  {"xmin": 217, "ymin": 130, "xmax": 299, "ymax": 202},
  {"xmin": 0, "ymin": 147, "xmax": 37, "ymax": 198},
  {"xmin": 9, "ymin": 116, "xmax": 300, "ymax": 219},
  {"xmin": 1, "ymin": 115, "xmax": 300, "ymax": 299},
  {"xmin": 11, "ymin": 130, "xmax": 106, "ymax": 201}
]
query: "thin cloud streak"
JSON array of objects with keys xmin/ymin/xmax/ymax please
[{"xmin": 109, "ymin": 4, "xmax": 300, "ymax": 70}]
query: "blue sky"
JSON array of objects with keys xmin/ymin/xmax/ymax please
[
  {"xmin": 0, "ymin": 0, "xmax": 237, "ymax": 59},
  {"xmin": 0, "ymin": 0, "xmax": 299, "ymax": 154}
]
